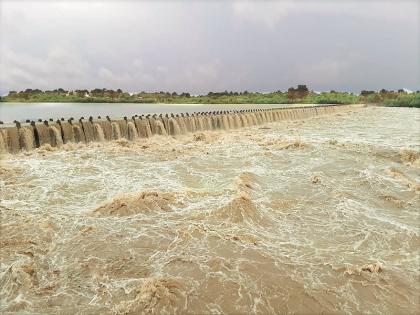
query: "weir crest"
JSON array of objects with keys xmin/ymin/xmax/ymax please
[{"xmin": 0, "ymin": 104, "xmax": 362, "ymax": 153}]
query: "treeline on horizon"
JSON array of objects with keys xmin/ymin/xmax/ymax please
[{"xmin": 1, "ymin": 85, "xmax": 419, "ymax": 107}]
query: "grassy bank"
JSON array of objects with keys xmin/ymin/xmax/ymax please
[
  {"xmin": 1, "ymin": 87, "xmax": 419, "ymax": 107},
  {"xmin": 382, "ymin": 94, "xmax": 420, "ymax": 108}
]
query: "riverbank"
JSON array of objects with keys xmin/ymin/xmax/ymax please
[{"xmin": 2, "ymin": 89, "xmax": 419, "ymax": 108}]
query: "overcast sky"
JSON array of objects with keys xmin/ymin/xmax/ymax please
[{"xmin": 0, "ymin": 0, "xmax": 418, "ymax": 94}]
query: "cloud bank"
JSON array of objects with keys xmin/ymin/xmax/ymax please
[{"xmin": 0, "ymin": 0, "xmax": 418, "ymax": 94}]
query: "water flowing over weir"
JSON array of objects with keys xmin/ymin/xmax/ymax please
[
  {"xmin": 111, "ymin": 122, "xmax": 121, "ymax": 140},
  {"xmin": 127, "ymin": 121, "xmax": 138, "ymax": 140},
  {"xmin": 72, "ymin": 124, "xmax": 84, "ymax": 143},
  {"xmin": 49, "ymin": 126, "xmax": 64, "ymax": 148},
  {"xmin": 155, "ymin": 120, "xmax": 168, "ymax": 136},
  {"xmin": 0, "ymin": 104, "xmax": 361, "ymax": 154},
  {"xmin": 18, "ymin": 126, "xmax": 35, "ymax": 151},
  {"xmin": 0, "ymin": 130, "xmax": 7, "ymax": 152},
  {"xmin": 168, "ymin": 118, "xmax": 182, "ymax": 136},
  {"xmin": 93, "ymin": 124, "xmax": 105, "ymax": 142}
]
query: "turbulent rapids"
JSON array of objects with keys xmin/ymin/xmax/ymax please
[{"xmin": 0, "ymin": 106, "xmax": 419, "ymax": 314}]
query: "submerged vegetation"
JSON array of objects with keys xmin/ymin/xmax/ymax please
[{"xmin": 1, "ymin": 86, "xmax": 419, "ymax": 107}]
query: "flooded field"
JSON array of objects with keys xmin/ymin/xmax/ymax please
[{"xmin": 1, "ymin": 106, "xmax": 419, "ymax": 314}]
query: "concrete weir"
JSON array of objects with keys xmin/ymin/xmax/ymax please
[{"xmin": 0, "ymin": 104, "xmax": 361, "ymax": 154}]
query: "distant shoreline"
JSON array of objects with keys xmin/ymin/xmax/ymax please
[
  {"xmin": 1, "ymin": 100, "xmax": 418, "ymax": 108},
  {"xmin": 1, "ymin": 86, "xmax": 419, "ymax": 108}
]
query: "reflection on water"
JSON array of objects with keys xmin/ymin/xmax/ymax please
[{"xmin": 1, "ymin": 107, "xmax": 419, "ymax": 314}]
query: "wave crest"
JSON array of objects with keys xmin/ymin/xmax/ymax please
[
  {"xmin": 114, "ymin": 277, "xmax": 185, "ymax": 315},
  {"xmin": 212, "ymin": 194, "xmax": 262, "ymax": 224},
  {"xmin": 91, "ymin": 191, "xmax": 183, "ymax": 217}
]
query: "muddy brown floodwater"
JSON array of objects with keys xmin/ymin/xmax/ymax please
[{"xmin": 1, "ymin": 106, "xmax": 419, "ymax": 314}]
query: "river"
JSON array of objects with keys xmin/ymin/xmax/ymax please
[
  {"xmin": 0, "ymin": 102, "xmax": 309, "ymax": 123},
  {"xmin": 0, "ymin": 106, "xmax": 419, "ymax": 314}
]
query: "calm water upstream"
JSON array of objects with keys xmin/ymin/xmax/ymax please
[
  {"xmin": 0, "ymin": 106, "xmax": 419, "ymax": 314},
  {"xmin": 0, "ymin": 102, "xmax": 307, "ymax": 123}
]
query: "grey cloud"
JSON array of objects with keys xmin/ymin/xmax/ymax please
[
  {"xmin": 232, "ymin": 0, "xmax": 419, "ymax": 28},
  {"xmin": 0, "ymin": 0, "xmax": 418, "ymax": 94}
]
